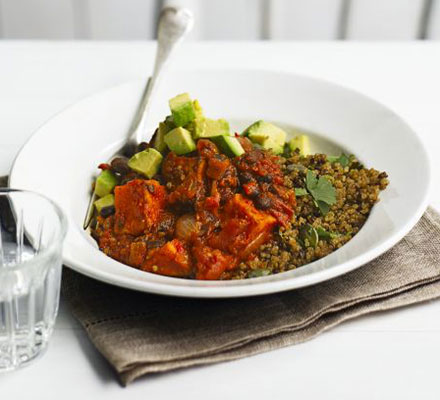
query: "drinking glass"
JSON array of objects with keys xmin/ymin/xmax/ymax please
[{"xmin": 0, "ymin": 189, "xmax": 67, "ymax": 371}]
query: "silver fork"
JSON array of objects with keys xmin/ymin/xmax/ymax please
[{"xmin": 83, "ymin": 7, "xmax": 194, "ymax": 229}]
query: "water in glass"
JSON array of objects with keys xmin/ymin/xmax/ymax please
[{"xmin": 0, "ymin": 190, "xmax": 66, "ymax": 371}]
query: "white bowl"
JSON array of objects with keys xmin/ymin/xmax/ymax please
[{"xmin": 10, "ymin": 70, "xmax": 431, "ymax": 298}]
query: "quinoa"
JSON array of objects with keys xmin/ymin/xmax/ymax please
[{"xmin": 223, "ymin": 151, "xmax": 389, "ymax": 279}]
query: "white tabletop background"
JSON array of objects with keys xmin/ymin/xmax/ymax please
[{"xmin": 1, "ymin": 41, "xmax": 439, "ymax": 399}]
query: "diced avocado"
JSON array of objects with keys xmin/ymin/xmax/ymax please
[
  {"xmin": 94, "ymin": 194, "xmax": 114, "ymax": 214},
  {"xmin": 153, "ymin": 122, "xmax": 170, "ymax": 153},
  {"xmin": 186, "ymin": 117, "xmax": 205, "ymax": 138},
  {"xmin": 210, "ymin": 135, "xmax": 245, "ymax": 157},
  {"xmin": 188, "ymin": 118, "xmax": 230, "ymax": 139},
  {"xmin": 193, "ymin": 99, "xmax": 204, "ymax": 119},
  {"xmin": 128, "ymin": 148, "xmax": 163, "ymax": 178},
  {"xmin": 184, "ymin": 100, "xmax": 204, "ymax": 136},
  {"xmin": 264, "ymin": 138, "xmax": 284, "ymax": 155},
  {"xmin": 242, "ymin": 120, "xmax": 269, "ymax": 144},
  {"xmin": 204, "ymin": 119, "xmax": 230, "ymax": 137},
  {"xmin": 94, "ymin": 170, "xmax": 117, "ymax": 198},
  {"xmin": 243, "ymin": 120, "xmax": 286, "ymax": 154},
  {"xmin": 289, "ymin": 135, "xmax": 310, "ymax": 156},
  {"xmin": 164, "ymin": 127, "xmax": 196, "ymax": 155},
  {"xmin": 169, "ymin": 93, "xmax": 196, "ymax": 127}
]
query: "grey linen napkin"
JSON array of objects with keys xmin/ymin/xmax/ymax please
[{"xmin": 60, "ymin": 207, "xmax": 440, "ymax": 385}]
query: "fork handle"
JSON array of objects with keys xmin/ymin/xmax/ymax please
[{"xmin": 127, "ymin": 7, "xmax": 194, "ymax": 148}]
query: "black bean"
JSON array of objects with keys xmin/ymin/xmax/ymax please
[
  {"xmin": 146, "ymin": 240, "xmax": 166, "ymax": 249},
  {"xmin": 257, "ymin": 175, "xmax": 272, "ymax": 183},
  {"xmin": 247, "ymin": 186, "xmax": 260, "ymax": 198},
  {"xmin": 155, "ymin": 175, "xmax": 166, "ymax": 185},
  {"xmin": 239, "ymin": 171, "xmax": 255, "ymax": 184},
  {"xmin": 111, "ymin": 157, "xmax": 130, "ymax": 175},
  {"xmin": 121, "ymin": 171, "xmax": 141, "ymax": 185},
  {"xmin": 122, "ymin": 142, "xmax": 138, "ymax": 157},
  {"xmin": 100, "ymin": 206, "xmax": 115, "ymax": 218},
  {"xmin": 137, "ymin": 142, "xmax": 150, "ymax": 152},
  {"xmin": 255, "ymin": 195, "xmax": 272, "ymax": 210}
]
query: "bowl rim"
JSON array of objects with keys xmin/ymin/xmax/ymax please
[{"xmin": 9, "ymin": 69, "xmax": 432, "ymax": 297}]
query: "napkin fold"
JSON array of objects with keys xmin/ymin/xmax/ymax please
[{"xmin": 61, "ymin": 207, "xmax": 440, "ymax": 385}]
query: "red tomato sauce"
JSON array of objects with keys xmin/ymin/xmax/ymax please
[{"xmin": 92, "ymin": 139, "xmax": 296, "ymax": 280}]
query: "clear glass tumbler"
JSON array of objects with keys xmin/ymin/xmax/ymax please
[{"xmin": 0, "ymin": 189, "xmax": 67, "ymax": 371}]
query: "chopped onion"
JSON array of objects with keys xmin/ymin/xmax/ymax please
[
  {"xmin": 175, "ymin": 214, "xmax": 198, "ymax": 241},
  {"xmin": 242, "ymin": 231, "xmax": 270, "ymax": 259}
]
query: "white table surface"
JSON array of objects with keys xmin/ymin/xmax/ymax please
[{"xmin": 1, "ymin": 41, "xmax": 440, "ymax": 399}]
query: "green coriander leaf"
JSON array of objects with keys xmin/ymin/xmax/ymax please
[
  {"xmin": 295, "ymin": 188, "xmax": 308, "ymax": 196},
  {"xmin": 317, "ymin": 200, "xmax": 330, "ymax": 216},
  {"xmin": 300, "ymin": 224, "xmax": 319, "ymax": 248},
  {"xmin": 313, "ymin": 177, "xmax": 337, "ymax": 205},
  {"xmin": 305, "ymin": 170, "xmax": 337, "ymax": 215},
  {"xmin": 316, "ymin": 226, "xmax": 330, "ymax": 239},
  {"xmin": 327, "ymin": 154, "xmax": 350, "ymax": 167},
  {"xmin": 306, "ymin": 170, "xmax": 336, "ymax": 205},
  {"xmin": 316, "ymin": 226, "xmax": 340, "ymax": 240},
  {"xmin": 306, "ymin": 170, "xmax": 318, "ymax": 191},
  {"xmin": 338, "ymin": 154, "xmax": 350, "ymax": 167},
  {"xmin": 248, "ymin": 269, "xmax": 271, "ymax": 278}
]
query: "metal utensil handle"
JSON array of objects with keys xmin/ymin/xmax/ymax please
[
  {"xmin": 128, "ymin": 7, "xmax": 194, "ymax": 147},
  {"xmin": 82, "ymin": 7, "xmax": 193, "ymax": 230}
]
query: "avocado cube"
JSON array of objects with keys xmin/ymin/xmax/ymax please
[
  {"xmin": 153, "ymin": 122, "xmax": 170, "ymax": 153},
  {"xmin": 169, "ymin": 93, "xmax": 196, "ymax": 127},
  {"xmin": 264, "ymin": 138, "xmax": 284, "ymax": 154},
  {"xmin": 289, "ymin": 135, "xmax": 310, "ymax": 156},
  {"xmin": 186, "ymin": 117, "xmax": 206, "ymax": 139},
  {"xmin": 243, "ymin": 120, "xmax": 286, "ymax": 154},
  {"xmin": 128, "ymin": 148, "xmax": 163, "ymax": 178},
  {"xmin": 193, "ymin": 99, "xmax": 204, "ymax": 119},
  {"xmin": 165, "ymin": 127, "xmax": 196, "ymax": 155},
  {"xmin": 189, "ymin": 118, "xmax": 230, "ymax": 139},
  {"xmin": 203, "ymin": 119, "xmax": 230, "ymax": 137},
  {"xmin": 242, "ymin": 120, "xmax": 269, "ymax": 144},
  {"xmin": 94, "ymin": 194, "xmax": 115, "ymax": 214},
  {"xmin": 210, "ymin": 135, "xmax": 245, "ymax": 157},
  {"xmin": 94, "ymin": 170, "xmax": 117, "ymax": 198}
]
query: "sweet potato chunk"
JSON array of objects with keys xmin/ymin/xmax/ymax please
[
  {"xmin": 161, "ymin": 152, "xmax": 199, "ymax": 187},
  {"xmin": 142, "ymin": 239, "xmax": 192, "ymax": 277},
  {"xmin": 233, "ymin": 147, "xmax": 295, "ymax": 226},
  {"xmin": 209, "ymin": 194, "xmax": 276, "ymax": 259},
  {"xmin": 192, "ymin": 243, "xmax": 237, "ymax": 280},
  {"xmin": 128, "ymin": 241, "xmax": 147, "ymax": 268},
  {"xmin": 114, "ymin": 179, "xmax": 166, "ymax": 235},
  {"xmin": 162, "ymin": 152, "xmax": 207, "ymax": 207},
  {"xmin": 94, "ymin": 215, "xmax": 148, "ymax": 268}
]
